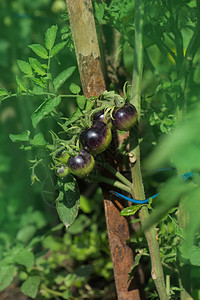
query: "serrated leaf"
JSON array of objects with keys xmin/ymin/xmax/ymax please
[
  {"xmin": 70, "ymin": 83, "xmax": 81, "ymax": 94},
  {"xmin": 131, "ymin": 253, "xmax": 143, "ymax": 271},
  {"xmin": 64, "ymin": 107, "xmax": 83, "ymax": 127},
  {"xmin": 45, "ymin": 25, "xmax": 58, "ymax": 50},
  {"xmin": 51, "ymin": 41, "xmax": 67, "ymax": 57},
  {"xmin": 30, "ymin": 77, "xmax": 46, "ymax": 88},
  {"xmin": 53, "ymin": 66, "xmax": 76, "ymax": 92},
  {"xmin": 95, "ymin": 3, "xmax": 105, "ymax": 21},
  {"xmin": 28, "ymin": 44, "xmax": 48, "ymax": 59},
  {"xmin": 30, "ymin": 133, "xmax": 46, "ymax": 146},
  {"xmin": 9, "ymin": 130, "xmax": 30, "ymax": 142},
  {"xmin": 17, "ymin": 60, "xmax": 33, "ymax": 76},
  {"xmin": 56, "ymin": 175, "xmax": 80, "ymax": 228},
  {"xmin": 31, "ymin": 96, "xmax": 61, "ymax": 128},
  {"xmin": 188, "ymin": 246, "xmax": 200, "ymax": 266},
  {"xmin": 0, "ymin": 265, "xmax": 15, "ymax": 291},
  {"xmin": 76, "ymin": 95, "xmax": 86, "ymax": 110},
  {"xmin": 14, "ymin": 249, "xmax": 34, "ymax": 269},
  {"xmin": 29, "ymin": 58, "xmax": 46, "ymax": 76},
  {"xmin": 20, "ymin": 276, "xmax": 40, "ymax": 298},
  {"xmin": 0, "ymin": 88, "xmax": 9, "ymax": 97},
  {"xmin": 120, "ymin": 205, "xmax": 142, "ymax": 216},
  {"xmin": 16, "ymin": 75, "xmax": 28, "ymax": 92},
  {"xmin": 31, "ymin": 86, "xmax": 44, "ymax": 95}
]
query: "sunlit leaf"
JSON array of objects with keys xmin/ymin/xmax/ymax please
[
  {"xmin": 45, "ymin": 25, "xmax": 58, "ymax": 50},
  {"xmin": 29, "ymin": 58, "xmax": 46, "ymax": 76},
  {"xmin": 20, "ymin": 276, "xmax": 40, "ymax": 298},
  {"xmin": 53, "ymin": 66, "xmax": 76, "ymax": 92},
  {"xmin": 51, "ymin": 41, "xmax": 67, "ymax": 57},
  {"xmin": 0, "ymin": 266, "xmax": 15, "ymax": 291},
  {"xmin": 17, "ymin": 60, "xmax": 33, "ymax": 76},
  {"xmin": 56, "ymin": 175, "xmax": 80, "ymax": 229},
  {"xmin": 9, "ymin": 130, "xmax": 30, "ymax": 142},
  {"xmin": 28, "ymin": 44, "xmax": 48, "ymax": 59},
  {"xmin": 14, "ymin": 249, "xmax": 34, "ymax": 269},
  {"xmin": 31, "ymin": 97, "xmax": 61, "ymax": 128}
]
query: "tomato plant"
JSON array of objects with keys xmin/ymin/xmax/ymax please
[{"xmin": 1, "ymin": 0, "xmax": 200, "ymax": 299}]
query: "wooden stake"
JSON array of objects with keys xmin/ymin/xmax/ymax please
[{"xmin": 66, "ymin": 1, "xmax": 141, "ymax": 299}]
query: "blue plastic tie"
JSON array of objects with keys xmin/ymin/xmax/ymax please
[
  {"xmin": 110, "ymin": 191, "xmax": 160, "ymax": 204},
  {"xmin": 111, "ymin": 171, "xmax": 197, "ymax": 204}
]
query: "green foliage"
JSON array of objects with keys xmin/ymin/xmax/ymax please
[
  {"xmin": 21, "ymin": 276, "xmax": 40, "ymax": 298},
  {"xmin": 56, "ymin": 174, "xmax": 80, "ymax": 229},
  {"xmin": 1, "ymin": 0, "xmax": 200, "ymax": 299}
]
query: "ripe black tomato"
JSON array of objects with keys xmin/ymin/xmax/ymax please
[
  {"xmin": 67, "ymin": 150, "xmax": 95, "ymax": 178},
  {"xmin": 112, "ymin": 103, "xmax": 137, "ymax": 131},
  {"xmin": 80, "ymin": 121, "xmax": 112, "ymax": 155},
  {"xmin": 93, "ymin": 110, "xmax": 107, "ymax": 123}
]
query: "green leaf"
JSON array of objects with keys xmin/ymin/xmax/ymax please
[
  {"xmin": 70, "ymin": 83, "xmax": 81, "ymax": 94},
  {"xmin": 45, "ymin": 25, "xmax": 58, "ymax": 50},
  {"xmin": 31, "ymin": 96, "xmax": 61, "ymax": 128},
  {"xmin": 131, "ymin": 253, "xmax": 143, "ymax": 271},
  {"xmin": 16, "ymin": 75, "xmax": 28, "ymax": 92},
  {"xmin": 14, "ymin": 249, "xmax": 34, "ymax": 269},
  {"xmin": 53, "ymin": 66, "xmax": 76, "ymax": 92},
  {"xmin": 29, "ymin": 58, "xmax": 46, "ymax": 76},
  {"xmin": 56, "ymin": 175, "xmax": 80, "ymax": 228},
  {"xmin": 64, "ymin": 107, "xmax": 83, "ymax": 127},
  {"xmin": 9, "ymin": 130, "xmax": 30, "ymax": 142},
  {"xmin": 17, "ymin": 225, "xmax": 37, "ymax": 243},
  {"xmin": 17, "ymin": 60, "xmax": 33, "ymax": 76},
  {"xmin": 20, "ymin": 276, "xmax": 40, "ymax": 299},
  {"xmin": 51, "ymin": 41, "xmax": 67, "ymax": 57},
  {"xmin": 31, "ymin": 86, "xmax": 44, "ymax": 95},
  {"xmin": 28, "ymin": 44, "xmax": 48, "ymax": 59},
  {"xmin": 30, "ymin": 77, "xmax": 46, "ymax": 88},
  {"xmin": 76, "ymin": 95, "xmax": 86, "ymax": 110},
  {"xmin": 30, "ymin": 133, "xmax": 47, "ymax": 146},
  {"xmin": 120, "ymin": 205, "xmax": 142, "ymax": 216},
  {"xmin": 0, "ymin": 88, "xmax": 9, "ymax": 97},
  {"xmin": 94, "ymin": 3, "xmax": 105, "ymax": 21},
  {"xmin": 0, "ymin": 265, "xmax": 15, "ymax": 291}
]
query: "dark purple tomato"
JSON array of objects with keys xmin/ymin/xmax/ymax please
[
  {"xmin": 56, "ymin": 164, "xmax": 69, "ymax": 178},
  {"xmin": 93, "ymin": 110, "xmax": 107, "ymax": 123},
  {"xmin": 79, "ymin": 121, "xmax": 112, "ymax": 155},
  {"xmin": 112, "ymin": 103, "xmax": 137, "ymax": 131},
  {"xmin": 67, "ymin": 150, "xmax": 95, "ymax": 178}
]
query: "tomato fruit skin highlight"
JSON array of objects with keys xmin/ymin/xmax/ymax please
[
  {"xmin": 67, "ymin": 150, "xmax": 95, "ymax": 178},
  {"xmin": 56, "ymin": 164, "xmax": 69, "ymax": 178},
  {"xmin": 112, "ymin": 103, "xmax": 137, "ymax": 131},
  {"xmin": 80, "ymin": 121, "xmax": 112, "ymax": 155}
]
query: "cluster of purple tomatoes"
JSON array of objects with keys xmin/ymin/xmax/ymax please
[{"xmin": 57, "ymin": 103, "xmax": 137, "ymax": 179}]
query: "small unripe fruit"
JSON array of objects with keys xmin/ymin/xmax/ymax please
[{"xmin": 56, "ymin": 164, "xmax": 69, "ymax": 178}]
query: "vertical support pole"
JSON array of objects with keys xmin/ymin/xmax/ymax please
[{"xmin": 66, "ymin": 1, "xmax": 141, "ymax": 299}]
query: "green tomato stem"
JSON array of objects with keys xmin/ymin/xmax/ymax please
[
  {"xmin": 92, "ymin": 174, "xmax": 131, "ymax": 194},
  {"xmin": 96, "ymin": 161, "xmax": 132, "ymax": 188},
  {"xmin": 130, "ymin": 0, "xmax": 168, "ymax": 299}
]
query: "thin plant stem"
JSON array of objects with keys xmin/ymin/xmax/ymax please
[
  {"xmin": 130, "ymin": 0, "xmax": 168, "ymax": 299},
  {"xmin": 96, "ymin": 161, "xmax": 132, "ymax": 188},
  {"xmin": 92, "ymin": 174, "xmax": 131, "ymax": 194}
]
